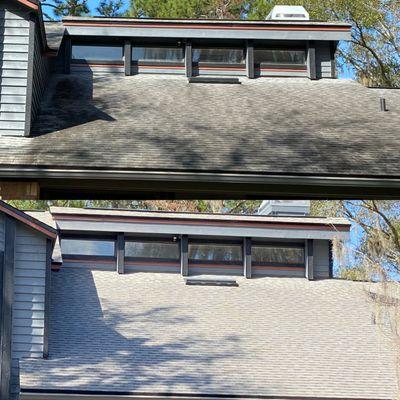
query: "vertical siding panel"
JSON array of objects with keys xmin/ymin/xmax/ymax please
[
  {"xmin": 313, "ymin": 240, "xmax": 330, "ymax": 279},
  {"xmin": 316, "ymin": 41, "xmax": 333, "ymax": 79},
  {"xmin": 0, "ymin": 2, "xmax": 49, "ymax": 137},
  {"xmin": 0, "ymin": 3, "xmax": 29, "ymax": 136},
  {"xmin": 0, "ymin": 213, "xmax": 5, "ymax": 251},
  {"xmin": 29, "ymin": 23, "xmax": 49, "ymax": 127},
  {"xmin": 12, "ymin": 223, "xmax": 47, "ymax": 361}
]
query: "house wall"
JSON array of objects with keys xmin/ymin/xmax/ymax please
[
  {"xmin": 252, "ymin": 266, "xmax": 305, "ymax": 278},
  {"xmin": 12, "ymin": 222, "xmax": 47, "ymax": 360},
  {"xmin": 29, "ymin": 22, "xmax": 49, "ymax": 129},
  {"xmin": 0, "ymin": 212, "xmax": 4, "ymax": 251},
  {"xmin": 0, "ymin": 1, "xmax": 30, "ymax": 136},
  {"xmin": 0, "ymin": 1, "xmax": 49, "ymax": 137},
  {"xmin": 316, "ymin": 41, "xmax": 334, "ymax": 79},
  {"xmin": 314, "ymin": 239, "xmax": 331, "ymax": 279},
  {"xmin": 189, "ymin": 264, "xmax": 243, "ymax": 276}
]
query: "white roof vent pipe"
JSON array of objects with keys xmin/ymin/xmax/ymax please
[{"xmin": 266, "ymin": 5, "xmax": 310, "ymax": 21}]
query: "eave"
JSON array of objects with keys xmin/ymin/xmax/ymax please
[
  {"xmin": 0, "ymin": 201, "xmax": 57, "ymax": 239},
  {"xmin": 20, "ymin": 389, "xmax": 393, "ymax": 400},
  {"xmin": 1, "ymin": 168, "xmax": 400, "ymax": 199},
  {"xmin": 63, "ymin": 16, "xmax": 351, "ymax": 41}
]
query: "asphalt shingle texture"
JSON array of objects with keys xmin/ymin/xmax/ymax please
[
  {"xmin": 1, "ymin": 74, "xmax": 400, "ymax": 177},
  {"xmin": 20, "ymin": 268, "xmax": 397, "ymax": 399}
]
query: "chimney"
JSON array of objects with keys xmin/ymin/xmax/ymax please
[
  {"xmin": 258, "ymin": 200, "xmax": 311, "ymax": 216},
  {"xmin": 266, "ymin": 5, "xmax": 310, "ymax": 21}
]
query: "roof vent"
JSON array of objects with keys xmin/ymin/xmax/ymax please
[
  {"xmin": 188, "ymin": 77, "xmax": 241, "ymax": 85},
  {"xmin": 266, "ymin": 5, "xmax": 310, "ymax": 21},
  {"xmin": 185, "ymin": 276, "xmax": 238, "ymax": 287},
  {"xmin": 258, "ymin": 200, "xmax": 311, "ymax": 216}
]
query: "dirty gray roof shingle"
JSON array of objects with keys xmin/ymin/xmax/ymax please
[
  {"xmin": 2, "ymin": 74, "xmax": 400, "ymax": 177},
  {"xmin": 44, "ymin": 22, "xmax": 65, "ymax": 51},
  {"xmin": 20, "ymin": 269, "xmax": 397, "ymax": 399}
]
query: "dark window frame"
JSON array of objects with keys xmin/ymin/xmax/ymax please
[
  {"xmin": 124, "ymin": 239, "xmax": 180, "ymax": 263},
  {"xmin": 254, "ymin": 47, "xmax": 307, "ymax": 69},
  {"xmin": 188, "ymin": 241, "xmax": 243, "ymax": 265},
  {"xmin": 60, "ymin": 236, "xmax": 117, "ymax": 260},
  {"xmin": 71, "ymin": 43, "xmax": 124, "ymax": 65},
  {"xmin": 192, "ymin": 46, "xmax": 246, "ymax": 68},
  {"xmin": 131, "ymin": 44, "xmax": 185, "ymax": 67},
  {"xmin": 251, "ymin": 243, "xmax": 306, "ymax": 267}
]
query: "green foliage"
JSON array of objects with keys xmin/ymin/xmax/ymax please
[
  {"xmin": 126, "ymin": 0, "xmax": 399, "ymax": 87},
  {"xmin": 339, "ymin": 265, "xmax": 370, "ymax": 281},
  {"xmin": 7, "ymin": 199, "xmax": 261, "ymax": 215},
  {"xmin": 313, "ymin": 200, "xmax": 400, "ymax": 280},
  {"xmin": 128, "ymin": 0, "xmax": 248, "ymax": 19},
  {"xmin": 248, "ymin": 0, "xmax": 399, "ymax": 87},
  {"xmin": 51, "ymin": 0, "xmax": 90, "ymax": 16},
  {"xmin": 96, "ymin": 0, "xmax": 124, "ymax": 16}
]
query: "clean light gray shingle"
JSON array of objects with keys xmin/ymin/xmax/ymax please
[{"xmin": 20, "ymin": 269, "xmax": 397, "ymax": 399}]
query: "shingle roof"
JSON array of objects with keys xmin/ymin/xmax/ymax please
[
  {"xmin": 1, "ymin": 74, "xmax": 400, "ymax": 179},
  {"xmin": 44, "ymin": 22, "xmax": 65, "ymax": 52},
  {"xmin": 20, "ymin": 269, "xmax": 397, "ymax": 399}
]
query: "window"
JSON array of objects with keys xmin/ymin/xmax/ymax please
[
  {"xmin": 61, "ymin": 238, "xmax": 115, "ymax": 257},
  {"xmin": 71, "ymin": 44, "xmax": 123, "ymax": 62},
  {"xmin": 252, "ymin": 245, "xmax": 305, "ymax": 266},
  {"xmin": 192, "ymin": 48, "xmax": 245, "ymax": 65},
  {"xmin": 132, "ymin": 47, "xmax": 184, "ymax": 63},
  {"xmin": 189, "ymin": 243, "xmax": 242, "ymax": 263},
  {"xmin": 125, "ymin": 241, "xmax": 179, "ymax": 260},
  {"xmin": 254, "ymin": 49, "xmax": 306, "ymax": 65}
]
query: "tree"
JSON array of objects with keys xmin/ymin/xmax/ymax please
[
  {"xmin": 127, "ymin": 0, "xmax": 399, "ymax": 87},
  {"xmin": 128, "ymin": 0, "xmax": 248, "ymax": 19},
  {"xmin": 96, "ymin": 0, "xmax": 124, "ymax": 16},
  {"xmin": 247, "ymin": 0, "xmax": 399, "ymax": 87},
  {"xmin": 311, "ymin": 200, "xmax": 400, "ymax": 279},
  {"xmin": 41, "ymin": 0, "xmax": 89, "ymax": 18},
  {"xmin": 7, "ymin": 200, "xmax": 261, "ymax": 214}
]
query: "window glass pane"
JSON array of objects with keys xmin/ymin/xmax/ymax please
[
  {"xmin": 61, "ymin": 239, "xmax": 115, "ymax": 256},
  {"xmin": 132, "ymin": 47, "xmax": 184, "ymax": 62},
  {"xmin": 125, "ymin": 241, "xmax": 179, "ymax": 259},
  {"xmin": 189, "ymin": 243, "xmax": 242, "ymax": 262},
  {"xmin": 192, "ymin": 48, "xmax": 245, "ymax": 64},
  {"xmin": 72, "ymin": 45, "xmax": 123, "ymax": 61},
  {"xmin": 252, "ymin": 246, "xmax": 304, "ymax": 265},
  {"xmin": 254, "ymin": 49, "xmax": 306, "ymax": 65}
]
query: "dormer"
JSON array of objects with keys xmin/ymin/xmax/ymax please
[{"xmin": 61, "ymin": 12, "xmax": 351, "ymax": 80}]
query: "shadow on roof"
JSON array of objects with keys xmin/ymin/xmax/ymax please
[{"xmin": 31, "ymin": 70, "xmax": 115, "ymax": 136}]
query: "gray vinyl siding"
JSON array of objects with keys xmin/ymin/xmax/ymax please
[
  {"xmin": 30, "ymin": 23, "xmax": 49, "ymax": 127},
  {"xmin": 0, "ymin": 212, "xmax": 5, "ymax": 251},
  {"xmin": 134, "ymin": 66, "xmax": 185, "ymax": 75},
  {"xmin": 313, "ymin": 240, "xmax": 330, "ymax": 279},
  {"xmin": 252, "ymin": 267, "xmax": 305, "ymax": 278},
  {"xmin": 62, "ymin": 260, "xmax": 115, "ymax": 271},
  {"xmin": 316, "ymin": 41, "xmax": 333, "ymax": 79},
  {"xmin": 71, "ymin": 64, "xmax": 124, "ymax": 74},
  {"xmin": 258, "ymin": 69, "xmax": 308, "ymax": 78},
  {"xmin": 125, "ymin": 263, "xmax": 180, "ymax": 273},
  {"xmin": 0, "ymin": 1, "xmax": 49, "ymax": 137},
  {"xmin": 195, "ymin": 68, "xmax": 247, "ymax": 77},
  {"xmin": 189, "ymin": 265, "xmax": 243, "ymax": 276},
  {"xmin": 12, "ymin": 223, "xmax": 47, "ymax": 360},
  {"xmin": 0, "ymin": 3, "xmax": 30, "ymax": 136}
]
